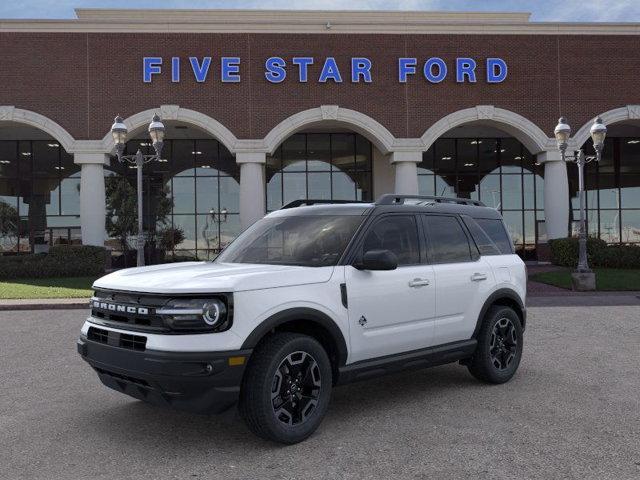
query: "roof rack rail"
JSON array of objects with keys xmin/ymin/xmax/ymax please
[
  {"xmin": 375, "ymin": 194, "xmax": 485, "ymax": 207},
  {"xmin": 280, "ymin": 199, "xmax": 367, "ymax": 209}
]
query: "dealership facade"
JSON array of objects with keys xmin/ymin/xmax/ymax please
[{"xmin": 0, "ymin": 9, "xmax": 639, "ymax": 262}]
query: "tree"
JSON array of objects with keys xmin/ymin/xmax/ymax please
[
  {"xmin": 104, "ymin": 176, "xmax": 174, "ymax": 253},
  {"xmin": 0, "ymin": 200, "xmax": 19, "ymax": 251}
]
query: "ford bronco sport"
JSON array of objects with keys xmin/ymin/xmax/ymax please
[{"xmin": 78, "ymin": 194, "xmax": 526, "ymax": 444}]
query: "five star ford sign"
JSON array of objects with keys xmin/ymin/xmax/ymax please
[{"xmin": 142, "ymin": 56, "xmax": 508, "ymax": 84}]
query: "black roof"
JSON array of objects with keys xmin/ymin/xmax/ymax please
[{"xmin": 271, "ymin": 195, "xmax": 503, "ymax": 220}]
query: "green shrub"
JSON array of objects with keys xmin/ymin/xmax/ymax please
[
  {"xmin": 596, "ymin": 245, "xmax": 640, "ymax": 269},
  {"xmin": 549, "ymin": 237, "xmax": 640, "ymax": 269},
  {"xmin": 0, "ymin": 245, "xmax": 107, "ymax": 280},
  {"xmin": 549, "ymin": 237, "xmax": 606, "ymax": 267}
]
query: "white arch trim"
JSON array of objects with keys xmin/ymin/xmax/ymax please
[
  {"xmin": 263, "ymin": 105, "xmax": 396, "ymax": 155},
  {"xmin": 572, "ymin": 105, "xmax": 640, "ymax": 149},
  {"xmin": 100, "ymin": 105, "xmax": 239, "ymax": 154},
  {"xmin": 0, "ymin": 106, "xmax": 76, "ymax": 152},
  {"xmin": 420, "ymin": 105, "xmax": 553, "ymax": 155}
]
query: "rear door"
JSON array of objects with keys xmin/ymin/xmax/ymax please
[
  {"xmin": 345, "ymin": 214, "xmax": 436, "ymax": 363},
  {"xmin": 422, "ymin": 214, "xmax": 494, "ymax": 345}
]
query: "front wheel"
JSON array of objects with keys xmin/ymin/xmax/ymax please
[
  {"xmin": 239, "ymin": 332, "xmax": 332, "ymax": 444},
  {"xmin": 467, "ymin": 305, "xmax": 523, "ymax": 384}
]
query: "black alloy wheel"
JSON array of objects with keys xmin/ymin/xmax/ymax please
[
  {"xmin": 239, "ymin": 332, "xmax": 332, "ymax": 444},
  {"xmin": 489, "ymin": 317, "xmax": 518, "ymax": 371},
  {"xmin": 467, "ymin": 305, "xmax": 523, "ymax": 384},
  {"xmin": 271, "ymin": 351, "xmax": 322, "ymax": 426}
]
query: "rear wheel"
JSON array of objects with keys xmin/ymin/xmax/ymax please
[
  {"xmin": 239, "ymin": 332, "xmax": 332, "ymax": 444},
  {"xmin": 468, "ymin": 305, "xmax": 523, "ymax": 384}
]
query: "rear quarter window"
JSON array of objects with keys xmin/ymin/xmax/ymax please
[{"xmin": 472, "ymin": 218, "xmax": 514, "ymax": 255}]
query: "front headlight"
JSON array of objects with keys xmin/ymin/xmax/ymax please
[{"xmin": 157, "ymin": 298, "xmax": 230, "ymax": 332}]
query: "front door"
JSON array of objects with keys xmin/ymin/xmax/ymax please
[{"xmin": 345, "ymin": 214, "xmax": 436, "ymax": 363}]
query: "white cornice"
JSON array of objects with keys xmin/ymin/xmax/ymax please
[{"xmin": 0, "ymin": 9, "xmax": 638, "ymax": 35}]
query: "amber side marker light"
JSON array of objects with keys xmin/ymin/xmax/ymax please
[{"xmin": 228, "ymin": 356, "xmax": 246, "ymax": 366}]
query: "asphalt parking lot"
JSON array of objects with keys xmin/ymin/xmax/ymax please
[{"xmin": 1, "ymin": 307, "xmax": 639, "ymax": 480}]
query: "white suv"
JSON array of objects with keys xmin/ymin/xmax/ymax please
[{"xmin": 78, "ymin": 194, "xmax": 526, "ymax": 444}]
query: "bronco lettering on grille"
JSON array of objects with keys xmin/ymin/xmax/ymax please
[{"xmin": 92, "ymin": 300, "xmax": 149, "ymax": 315}]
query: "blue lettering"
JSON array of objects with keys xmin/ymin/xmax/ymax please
[
  {"xmin": 292, "ymin": 57, "xmax": 314, "ymax": 82},
  {"xmin": 351, "ymin": 58, "xmax": 372, "ymax": 83},
  {"xmin": 189, "ymin": 57, "xmax": 212, "ymax": 82},
  {"xmin": 487, "ymin": 58, "xmax": 508, "ymax": 83},
  {"xmin": 265, "ymin": 57, "xmax": 287, "ymax": 83},
  {"xmin": 143, "ymin": 57, "xmax": 162, "ymax": 83},
  {"xmin": 398, "ymin": 58, "xmax": 416, "ymax": 83},
  {"xmin": 319, "ymin": 57, "xmax": 342, "ymax": 83},
  {"xmin": 456, "ymin": 58, "xmax": 477, "ymax": 83},
  {"xmin": 423, "ymin": 57, "xmax": 447, "ymax": 83},
  {"xmin": 221, "ymin": 57, "xmax": 241, "ymax": 82},
  {"xmin": 171, "ymin": 57, "xmax": 180, "ymax": 83}
]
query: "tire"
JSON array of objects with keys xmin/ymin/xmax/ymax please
[
  {"xmin": 467, "ymin": 305, "xmax": 523, "ymax": 384},
  {"xmin": 238, "ymin": 332, "xmax": 333, "ymax": 444}
]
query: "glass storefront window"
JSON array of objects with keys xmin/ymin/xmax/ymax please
[
  {"xmin": 571, "ymin": 136, "xmax": 640, "ymax": 244},
  {"xmin": 0, "ymin": 139, "xmax": 81, "ymax": 253},
  {"xmin": 419, "ymin": 137, "xmax": 544, "ymax": 258},
  {"xmin": 266, "ymin": 133, "xmax": 373, "ymax": 211},
  {"xmin": 106, "ymin": 138, "xmax": 239, "ymax": 263}
]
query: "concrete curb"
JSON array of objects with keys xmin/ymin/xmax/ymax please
[{"xmin": 0, "ymin": 299, "xmax": 89, "ymax": 311}]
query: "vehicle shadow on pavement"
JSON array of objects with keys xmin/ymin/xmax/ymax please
[{"xmin": 80, "ymin": 363, "xmax": 481, "ymax": 450}]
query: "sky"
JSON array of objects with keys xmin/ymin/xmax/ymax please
[{"xmin": 0, "ymin": 0, "xmax": 639, "ymax": 22}]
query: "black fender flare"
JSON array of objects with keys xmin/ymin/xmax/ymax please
[
  {"xmin": 472, "ymin": 288, "xmax": 526, "ymax": 338},
  {"xmin": 241, "ymin": 307, "xmax": 349, "ymax": 366}
]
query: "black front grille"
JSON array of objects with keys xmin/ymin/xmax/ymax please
[
  {"xmin": 90, "ymin": 290, "xmax": 169, "ymax": 332},
  {"xmin": 87, "ymin": 326, "xmax": 109, "ymax": 344},
  {"xmin": 87, "ymin": 326, "xmax": 147, "ymax": 351},
  {"xmin": 120, "ymin": 333, "xmax": 147, "ymax": 351}
]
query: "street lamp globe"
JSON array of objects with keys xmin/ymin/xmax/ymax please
[
  {"xmin": 589, "ymin": 116, "xmax": 607, "ymax": 155},
  {"xmin": 148, "ymin": 114, "xmax": 165, "ymax": 142},
  {"xmin": 554, "ymin": 117, "xmax": 571, "ymax": 154},
  {"xmin": 110, "ymin": 115, "xmax": 128, "ymax": 156}
]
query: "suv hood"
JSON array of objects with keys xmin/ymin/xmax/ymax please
[{"xmin": 93, "ymin": 262, "xmax": 335, "ymax": 294}]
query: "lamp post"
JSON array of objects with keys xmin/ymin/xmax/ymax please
[
  {"xmin": 111, "ymin": 114, "xmax": 165, "ymax": 267},
  {"xmin": 553, "ymin": 116, "xmax": 607, "ymax": 289}
]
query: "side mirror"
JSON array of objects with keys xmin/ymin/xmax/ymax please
[{"xmin": 356, "ymin": 249, "xmax": 398, "ymax": 271}]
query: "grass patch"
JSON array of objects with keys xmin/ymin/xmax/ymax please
[
  {"xmin": 530, "ymin": 268, "xmax": 640, "ymax": 291},
  {"xmin": 0, "ymin": 276, "xmax": 97, "ymax": 299}
]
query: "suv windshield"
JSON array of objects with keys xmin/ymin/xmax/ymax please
[{"xmin": 216, "ymin": 215, "xmax": 364, "ymax": 267}]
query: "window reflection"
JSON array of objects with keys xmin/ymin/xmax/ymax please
[
  {"xmin": 419, "ymin": 137, "xmax": 543, "ymax": 257},
  {"xmin": 0, "ymin": 140, "xmax": 80, "ymax": 253},
  {"xmin": 266, "ymin": 133, "xmax": 373, "ymax": 211},
  {"xmin": 106, "ymin": 138, "xmax": 239, "ymax": 263},
  {"xmin": 570, "ymin": 136, "xmax": 640, "ymax": 244}
]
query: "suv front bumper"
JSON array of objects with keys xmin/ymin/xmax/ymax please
[{"xmin": 77, "ymin": 336, "xmax": 251, "ymax": 414}]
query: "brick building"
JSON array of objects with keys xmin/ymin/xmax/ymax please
[{"xmin": 0, "ymin": 9, "xmax": 639, "ymax": 262}]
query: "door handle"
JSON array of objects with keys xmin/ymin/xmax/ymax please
[
  {"xmin": 408, "ymin": 278, "xmax": 430, "ymax": 288},
  {"xmin": 470, "ymin": 273, "xmax": 488, "ymax": 282}
]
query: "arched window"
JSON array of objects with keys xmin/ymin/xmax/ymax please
[
  {"xmin": 419, "ymin": 137, "xmax": 544, "ymax": 259},
  {"xmin": 0, "ymin": 139, "xmax": 80, "ymax": 253},
  {"xmin": 107, "ymin": 138, "xmax": 240, "ymax": 264},
  {"xmin": 570, "ymin": 135, "xmax": 640, "ymax": 244},
  {"xmin": 266, "ymin": 133, "xmax": 373, "ymax": 212}
]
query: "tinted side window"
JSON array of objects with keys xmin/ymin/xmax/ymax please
[
  {"xmin": 361, "ymin": 215, "xmax": 420, "ymax": 266},
  {"xmin": 423, "ymin": 215, "xmax": 472, "ymax": 264},
  {"xmin": 462, "ymin": 215, "xmax": 501, "ymax": 256},
  {"xmin": 475, "ymin": 218, "xmax": 514, "ymax": 254}
]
